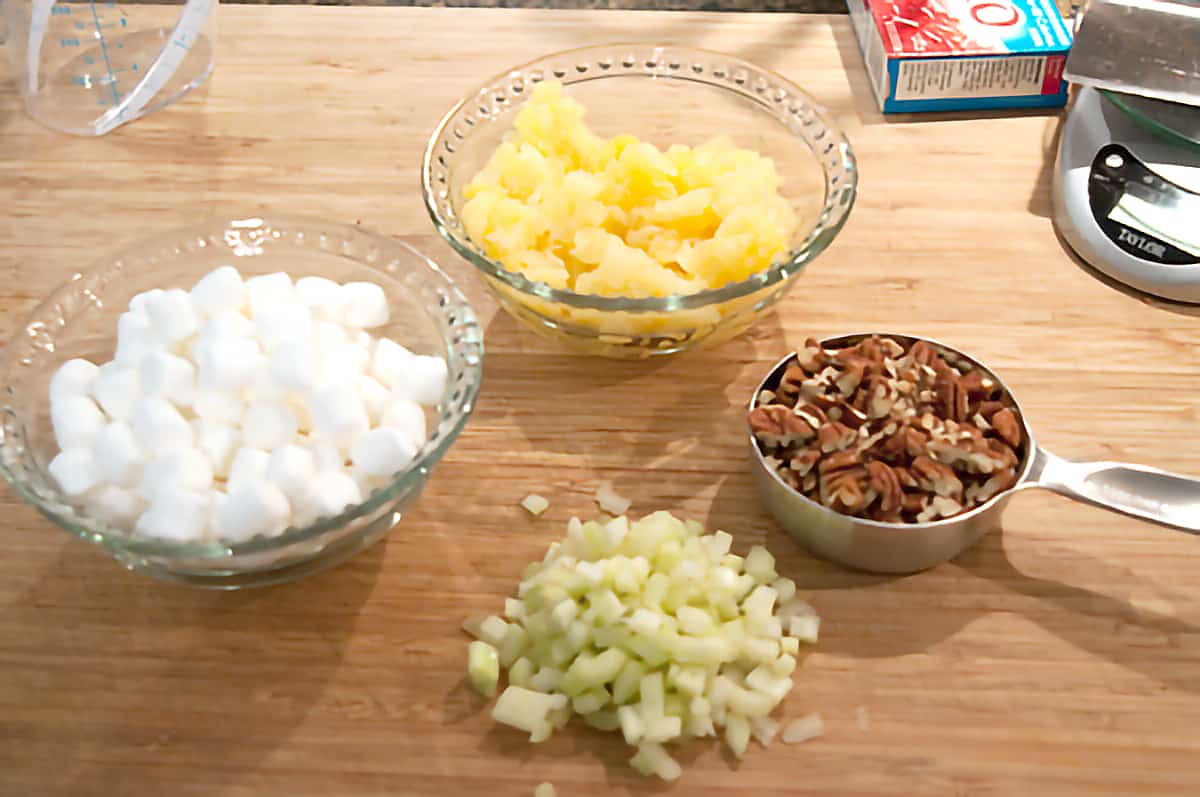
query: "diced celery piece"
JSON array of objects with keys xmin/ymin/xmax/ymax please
[
  {"xmin": 583, "ymin": 708, "xmax": 621, "ymax": 732},
  {"xmin": 782, "ymin": 712, "xmax": 825, "ymax": 744},
  {"xmin": 720, "ymin": 553, "xmax": 745, "ymax": 573},
  {"xmin": 752, "ymin": 717, "xmax": 779, "ymax": 747},
  {"xmin": 714, "ymin": 595, "xmax": 741, "ymax": 622},
  {"xmin": 643, "ymin": 714, "xmax": 682, "ymax": 743},
  {"xmin": 742, "ymin": 585, "xmax": 778, "ymax": 618},
  {"xmin": 591, "ymin": 624, "xmax": 628, "ymax": 650},
  {"xmin": 667, "ymin": 634, "xmax": 730, "ymax": 666},
  {"xmin": 790, "ymin": 615, "xmax": 821, "ymax": 643},
  {"xmin": 534, "ymin": 783, "xmax": 557, "ymax": 797},
  {"xmin": 675, "ymin": 606, "xmax": 715, "ymax": 636},
  {"xmin": 727, "ymin": 683, "xmax": 776, "ymax": 718},
  {"xmin": 604, "ymin": 515, "xmax": 629, "ymax": 549},
  {"xmin": 686, "ymin": 713, "xmax": 716, "ymax": 737},
  {"xmin": 611, "ymin": 658, "xmax": 644, "ymax": 704},
  {"xmin": 771, "ymin": 577, "xmax": 797, "ymax": 604},
  {"xmin": 654, "ymin": 539, "xmax": 683, "ymax": 574},
  {"xmin": 589, "ymin": 589, "xmax": 625, "ymax": 625},
  {"xmin": 703, "ymin": 530, "xmax": 733, "ymax": 561},
  {"xmin": 740, "ymin": 637, "xmax": 779, "ymax": 664},
  {"xmin": 683, "ymin": 519, "xmax": 705, "ymax": 538},
  {"xmin": 549, "ymin": 637, "xmax": 576, "ymax": 667},
  {"xmin": 529, "ymin": 666, "xmax": 563, "ymax": 693},
  {"xmin": 492, "ymin": 686, "xmax": 567, "ymax": 736},
  {"xmin": 573, "ymin": 686, "xmax": 611, "ymax": 715},
  {"xmin": 627, "ymin": 607, "xmax": 661, "ymax": 636},
  {"xmin": 565, "ymin": 619, "xmax": 591, "ymax": 653},
  {"xmin": 780, "ymin": 636, "xmax": 800, "ymax": 655},
  {"xmin": 629, "ymin": 742, "xmax": 681, "ymax": 781},
  {"xmin": 689, "ymin": 696, "xmax": 711, "ymax": 716},
  {"xmin": 623, "ymin": 635, "xmax": 668, "ymax": 669},
  {"xmin": 745, "ymin": 545, "xmax": 778, "ymax": 584},
  {"xmin": 664, "ymin": 693, "xmax": 686, "ymax": 718},
  {"xmin": 770, "ymin": 654, "xmax": 797, "ymax": 677},
  {"xmin": 508, "ymin": 656, "xmax": 536, "ymax": 689},
  {"xmin": 669, "ymin": 664, "xmax": 708, "ymax": 697},
  {"xmin": 560, "ymin": 647, "xmax": 628, "ymax": 696},
  {"xmin": 550, "ymin": 598, "xmax": 578, "ymax": 631},
  {"xmin": 504, "ymin": 597, "xmax": 526, "ymax": 621},
  {"xmin": 479, "ymin": 615, "xmax": 510, "ymax": 648},
  {"xmin": 642, "ymin": 572, "xmax": 670, "ymax": 609},
  {"xmin": 468, "ymin": 640, "xmax": 500, "ymax": 698},
  {"xmin": 639, "ymin": 672, "xmax": 665, "ymax": 719},
  {"xmin": 498, "ymin": 624, "xmax": 529, "ymax": 668},
  {"xmin": 462, "ymin": 616, "xmax": 485, "ymax": 638},
  {"xmin": 725, "ymin": 714, "xmax": 751, "ymax": 758},
  {"xmin": 618, "ymin": 704, "xmax": 645, "ymax": 745}
]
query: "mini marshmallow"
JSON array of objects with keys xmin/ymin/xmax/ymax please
[
  {"xmin": 141, "ymin": 447, "xmax": 214, "ymax": 500},
  {"xmin": 226, "ymin": 446, "xmax": 271, "ymax": 492},
  {"xmin": 359, "ymin": 376, "xmax": 390, "ymax": 424},
  {"xmin": 131, "ymin": 397, "xmax": 193, "ymax": 455},
  {"xmin": 307, "ymin": 384, "xmax": 370, "ymax": 452},
  {"xmin": 294, "ymin": 470, "xmax": 362, "ymax": 526},
  {"xmin": 191, "ymin": 418, "xmax": 239, "ymax": 478},
  {"xmin": 381, "ymin": 398, "xmax": 428, "ymax": 449},
  {"xmin": 138, "ymin": 351, "xmax": 196, "ymax": 407},
  {"xmin": 370, "ymin": 337, "xmax": 415, "ymax": 388},
  {"xmin": 349, "ymin": 463, "xmax": 387, "ymax": 498},
  {"xmin": 313, "ymin": 321, "xmax": 350, "ymax": 353},
  {"xmin": 90, "ymin": 362, "xmax": 142, "ymax": 423},
  {"xmin": 305, "ymin": 439, "xmax": 344, "ymax": 473},
  {"xmin": 50, "ymin": 359, "xmax": 99, "ymax": 405},
  {"xmin": 341, "ymin": 281, "xmax": 390, "ymax": 328},
  {"xmin": 48, "ymin": 449, "xmax": 103, "ymax": 497},
  {"xmin": 214, "ymin": 482, "xmax": 292, "ymax": 542},
  {"xmin": 271, "ymin": 340, "xmax": 320, "ymax": 392},
  {"xmin": 255, "ymin": 302, "xmax": 313, "ymax": 353},
  {"xmin": 190, "ymin": 266, "xmax": 246, "ymax": 317},
  {"xmin": 398, "ymin": 355, "xmax": 448, "ymax": 407},
  {"xmin": 296, "ymin": 276, "xmax": 348, "ymax": 323},
  {"xmin": 350, "ymin": 427, "xmax": 418, "ymax": 478},
  {"xmin": 265, "ymin": 444, "xmax": 317, "ymax": 501},
  {"xmin": 193, "ymin": 389, "xmax": 245, "ymax": 426},
  {"xmin": 245, "ymin": 272, "xmax": 297, "ymax": 319},
  {"xmin": 195, "ymin": 335, "xmax": 262, "ymax": 392},
  {"xmin": 114, "ymin": 311, "xmax": 159, "ymax": 365},
  {"xmin": 199, "ymin": 310, "xmax": 255, "ymax": 341},
  {"xmin": 136, "ymin": 488, "xmax": 214, "ymax": 542},
  {"xmin": 145, "ymin": 288, "xmax": 200, "ymax": 344},
  {"xmin": 129, "ymin": 288, "xmax": 164, "ymax": 317},
  {"xmin": 51, "ymin": 395, "xmax": 106, "ymax": 451},
  {"xmin": 288, "ymin": 397, "xmax": 314, "ymax": 434},
  {"xmin": 317, "ymin": 343, "xmax": 369, "ymax": 386},
  {"xmin": 91, "ymin": 421, "xmax": 145, "ymax": 487},
  {"xmin": 86, "ymin": 485, "xmax": 147, "ymax": 528},
  {"xmin": 241, "ymin": 401, "xmax": 299, "ymax": 451}
]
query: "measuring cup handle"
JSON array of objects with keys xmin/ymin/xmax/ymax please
[{"xmin": 1029, "ymin": 447, "xmax": 1200, "ymax": 534}]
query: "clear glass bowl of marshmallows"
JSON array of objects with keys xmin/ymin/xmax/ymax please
[{"xmin": 0, "ymin": 216, "xmax": 484, "ymax": 588}]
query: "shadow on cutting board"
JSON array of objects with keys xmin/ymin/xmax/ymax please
[
  {"xmin": 5, "ymin": 538, "xmax": 384, "ymax": 796},
  {"xmin": 704, "ymin": 468, "xmax": 1200, "ymax": 696}
]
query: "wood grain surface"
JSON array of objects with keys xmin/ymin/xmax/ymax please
[{"xmin": 2, "ymin": 7, "xmax": 1199, "ymax": 796}]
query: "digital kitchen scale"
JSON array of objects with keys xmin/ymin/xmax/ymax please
[{"xmin": 1051, "ymin": 0, "xmax": 1200, "ymax": 303}]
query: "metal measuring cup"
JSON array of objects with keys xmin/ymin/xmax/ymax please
[{"xmin": 748, "ymin": 332, "xmax": 1200, "ymax": 574}]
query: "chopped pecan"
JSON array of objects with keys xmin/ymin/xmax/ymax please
[
  {"xmin": 990, "ymin": 408, "xmax": 1022, "ymax": 448},
  {"xmin": 892, "ymin": 465, "xmax": 918, "ymax": 489},
  {"xmin": 933, "ymin": 374, "xmax": 969, "ymax": 422},
  {"xmin": 795, "ymin": 338, "xmax": 825, "ymax": 371},
  {"xmin": 867, "ymin": 461, "xmax": 903, "ymax": 515},
  {"xmin": 817, "ymin": 421, "xmax": 858, "ymax": 453},
  {"xmin": 975, "ymin": 400, "xmax": 1007, "ymax": 421},
  {"xmin": 819, "ymin": 449, "xmax": 861, "ymax": 475},
  {"xmin": 901, "ymin": 493, "xmax": 928, "ymax": 516},
  {"xmin": 911, "ymin": 455, "xmax": 964, "ymax": 499},
  {"xmin": 909, "ymin": 340, "xmax": 937, "ymax": 367},
  {"xmin": 958, "ymin": 370, "xmax": 997, "ymax": 402},
  {"xmin": 788, "ymin": 448, "xmax": 821, "ymax": 476},
  {"xmin": 749, "ymin": 405, "xmax": 814, "ymax": 448},
  {"xmin": 775, "ymin": 363, "xmax": 809, "ymax": 405}
]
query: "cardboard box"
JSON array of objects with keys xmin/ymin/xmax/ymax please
[{"xmin": 847, "ymin": 0, "xmax": 1073, "ymax": 113}]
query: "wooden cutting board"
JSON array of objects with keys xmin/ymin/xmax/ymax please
[{"xmin": 1, "ymin": 7, "xmax": 1199, "ymax": 796}]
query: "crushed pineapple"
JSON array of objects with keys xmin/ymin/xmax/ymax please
[{"xmin": 462, "ymin": 81, "xmax": 798, "ymax": 299}]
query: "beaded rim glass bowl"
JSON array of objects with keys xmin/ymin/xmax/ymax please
[
  {"xmin": 421, "ymin": 44, "xmax": 857, "ymax": 358},
  {"xmin": 0, "ymin": 215, "xmax": 484, "ymax": 589}
]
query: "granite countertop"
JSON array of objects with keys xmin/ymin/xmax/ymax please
[{"xmin": 237, "ymin": 1, "xmax": 849, "ymax": 12}]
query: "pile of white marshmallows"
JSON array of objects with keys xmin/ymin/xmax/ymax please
[{"xmin": 47, "ymin": 266, "xmax": 447, "ymax": 544}]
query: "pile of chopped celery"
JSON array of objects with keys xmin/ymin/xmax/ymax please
[{"xmin": 465, "ymin": 511, "xmax": 820, "ymax": 780}]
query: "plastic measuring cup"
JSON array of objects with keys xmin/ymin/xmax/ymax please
[{"xmin": 1, "ymin": 0, "xmax": 217, "ymax": 135}]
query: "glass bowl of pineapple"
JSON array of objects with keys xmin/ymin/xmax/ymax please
[{"xmin": 421, "ymin": 45, "xmax": 857, "ymax": 359}]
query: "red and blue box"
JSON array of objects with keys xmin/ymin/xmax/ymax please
[{"xmin": 846, "ymin": 0, "xmax": 1073, "ymax": 113}]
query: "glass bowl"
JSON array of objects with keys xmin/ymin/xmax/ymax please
[
  {"xmin": 422, "ymin": 44, "xmax": 857, "ymax": 359},
  {"xmin": 0, "ymin": 215, "xmax": 484, "ymax": 589}
]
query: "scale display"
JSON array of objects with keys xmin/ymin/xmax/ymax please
[{"xmin": 1088, "ymin": 144, "xmax": 1200, "ymax": 265}]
